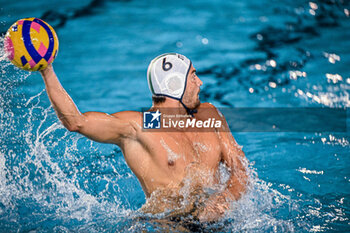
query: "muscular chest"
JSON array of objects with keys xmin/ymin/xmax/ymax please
[{"xmin": 153, "ymin": 132, "xmax": 222, "ymax": 170}]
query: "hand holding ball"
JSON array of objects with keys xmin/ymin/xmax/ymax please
[{"xmin": 4, "ymin": 18, "xmax": 59, "ymax": 71}]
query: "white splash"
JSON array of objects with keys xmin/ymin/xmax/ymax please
[
  {"xmin": 223, "ymin": 163, "xmax": 296, "ymax": 232},
  {"xmin": 297, "ymin": 167, "xmax": 324, "ymax": 175},
  {"xmin": 0, "ymin": 56, "xmax": 129, "ymax": 230},
  {"xmin": 321, "ymin": 134, "xmax": 349, "ymax": 147},
  {"xmin": 296, "ymin": 88, "xmax": 350, "ymax": 107}
]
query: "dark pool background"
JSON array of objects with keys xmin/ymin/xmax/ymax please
[{"xmin": 0, "ymin": 0, "xmax": 349, "ymax": 232}]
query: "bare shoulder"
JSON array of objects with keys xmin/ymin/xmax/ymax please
[
  {"xmin": 199, "ymin": 102, "xmax": 216, "ymax": 109},
  {"xmin": 197, "ymin": 102, "xmax": 231, "ymax": 133},
  {"xmin": 197, "ymin": 102, "xmax": 225, "ymax": 119}
]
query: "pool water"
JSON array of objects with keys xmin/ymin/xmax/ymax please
[{"xmin": 0, "ymin": 0, "xmax": 349, "ymax": 232}]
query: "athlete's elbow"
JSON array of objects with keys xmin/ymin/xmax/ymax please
[
  {"xmin": 61, "ymin": 120, "xmax": 83, "ymax": 132},
  {"xmin": 58, "ymin": 115, "xmax": 85, "ymax": 132},
  {"xmin": 66, "ymin": 124, "xmax": 80, "ymax": 132},
  {"xmin": 63, "ymin": 122, "xmax": 80, "ymax": 132}
]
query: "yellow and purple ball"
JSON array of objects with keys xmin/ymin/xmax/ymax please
[{"xmin": 4, "ymin": 18, "xmax": 59, "ymax": 71}]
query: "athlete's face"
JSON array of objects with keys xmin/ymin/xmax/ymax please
[{"xmin": 182, "ymin": 65, "xmax": 203, "ymax": 109}]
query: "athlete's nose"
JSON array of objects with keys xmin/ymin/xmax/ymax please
[{"xmin": 197, "ymin": 76, "xmax": 203, "ymax": 87}]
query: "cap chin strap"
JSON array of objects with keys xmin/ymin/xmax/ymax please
[
  {"xmin": 179, "ymin": 99, "xmax": 198, "ymax": 117},
  {"xmin": 154, "ymin": 94, "xmax": 197, "ymax": 117}
]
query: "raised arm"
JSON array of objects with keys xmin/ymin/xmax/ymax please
[{"xmin": 40, "ymin": 64, "xmax": 138, "ymax": 145}]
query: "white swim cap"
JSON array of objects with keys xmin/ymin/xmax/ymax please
[{"xmin": 147, "ymin": 53, "xmax": 192, "ymax": 100}]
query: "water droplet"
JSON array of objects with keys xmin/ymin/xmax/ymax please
[
  {"xmin": 309, "ymin": 2, "xmax": 318, "ymax": 10},
  {"xmin": 269, "ymin": 82, "xmax": 277, "ymax": 88},
  {"xmin": 309, "ymin": 9, "xmax": 316, "ymax": 15},
  {"xmin": 201, "ymin": 38, "xmax": 209, "ymax": 45},
  {"xmin": 176, "ymin": 41, "xmax": 183, "ymax": 48}
]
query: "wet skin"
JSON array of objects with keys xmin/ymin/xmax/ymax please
[{"xmin": 40, "ymin": 64, "xmax": 247, "ymax": 222}]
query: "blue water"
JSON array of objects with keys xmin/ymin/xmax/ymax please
[{"xmin": 0, "ymin": 0, "xmax": 349, "ymax": 232}]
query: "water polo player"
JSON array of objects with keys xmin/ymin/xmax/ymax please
[{"xmin": 39, "ymin": 53, "xmax": 247, "ymax": 222}]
